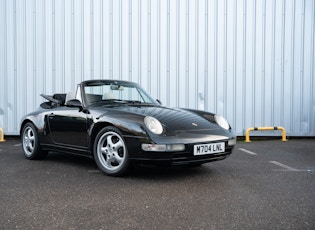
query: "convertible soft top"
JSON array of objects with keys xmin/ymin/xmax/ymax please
[{"xmin": 40, "ymin": 93, "xmax": 66, "ymax": 109}]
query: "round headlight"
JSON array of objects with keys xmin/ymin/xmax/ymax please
[
  {"xmin": 144, "ymin": 116, "xmax": 163, "ymax": 135},
  {"xmin": 215, "ymin": 115, "xmax": 230, "ymax": 130}
]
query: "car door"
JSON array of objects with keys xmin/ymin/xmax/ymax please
[{"xmin": 47, "ymin": 107, "xmax": 88, "ymax": 150}]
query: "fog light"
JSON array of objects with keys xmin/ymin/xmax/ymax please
[
  {"xmin": 142, "ymin": 144, "xmax": 185, "ymax": 152},
  {"xmin": 166, "ymin": 144, "xmax": 185, "ymax": 151},
  {"xmin": 142, "ymin": 144, "xmax": 166, "ymax": 152}
]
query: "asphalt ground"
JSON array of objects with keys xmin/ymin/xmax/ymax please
[{"xmin": 0, "ymin": 138, "xmax": 314, "ymax": 230}]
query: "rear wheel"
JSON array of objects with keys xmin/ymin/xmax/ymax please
[
  {"xmin": 93, "ymin": 126, "xmax": 129, "ymax": 176},
  {"xmin": 21, "ymin": 122, "xmax": 48, "ymax": 160}
]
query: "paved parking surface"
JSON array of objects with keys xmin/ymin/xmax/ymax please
[{"xmin": 1, "ymin": 138, "xmax": 314, "ymax": 229}]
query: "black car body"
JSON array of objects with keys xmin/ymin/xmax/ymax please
[{"xmin": 20, "ymin": 80, "xmax": 236, "ymax": 176}]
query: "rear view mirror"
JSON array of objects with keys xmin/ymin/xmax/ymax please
[
  {"xmin": 110, "ymin": 85, "xmax": 124, "ymax": 91},
  {"xmin": 156, "ymin": 99, "xmax": 162, "ymax": 105}
]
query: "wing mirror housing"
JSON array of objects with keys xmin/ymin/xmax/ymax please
[{"xmin": 66, "ymin": 99, "xmax": 82, "ymax": 108}]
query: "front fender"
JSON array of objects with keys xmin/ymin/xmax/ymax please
[
  {"xmin": 87, "ymin": 114, "xmax": 150, "ymax": 153},
  {"xmin": 90, "ymin": 114, "xmax": 148, "ymax": 137}
]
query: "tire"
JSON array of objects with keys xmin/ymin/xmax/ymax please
[
  {"xmin": 21, "ymin": 122, "xmax": 48, "ymax": 160},
  {"xmin": 93, "ymin": 126, "xmax": 129, "ymax": 176}
]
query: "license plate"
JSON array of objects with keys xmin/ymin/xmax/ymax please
[{"xmin": 193, "ymin": 142, "xmax": 225, "ymax": 156}]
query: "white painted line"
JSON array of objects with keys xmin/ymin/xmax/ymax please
[
  {"xmin": 0, "ymin": 149, "xmax": 2, "ymax": 152},
  {"xmin": 14, "ymin": 143, "xmax": 22, "ymax": 147},
  {"xmin": 239, "ymin": 148, "xmax": 258, "ymax": 155},
  {"xmin": 269, "ymin": 161, "xmax": 298, "ymax": 171}
]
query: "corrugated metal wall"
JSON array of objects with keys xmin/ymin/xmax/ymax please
[{"xmin": 0, "ymin": 0, "xmax": 314, "ymax": 136}]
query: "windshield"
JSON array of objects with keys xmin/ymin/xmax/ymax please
[{"xmin": 82, "ymin": 80, "xmax": 158, "ymax": 107}]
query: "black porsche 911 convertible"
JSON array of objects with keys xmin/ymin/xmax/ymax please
[{"xmin": 20, "ymin": 80, "xmax": 236, "ymax": 176}]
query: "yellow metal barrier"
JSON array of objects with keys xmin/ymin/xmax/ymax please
[
  {"xmin": 0, "ymin": 128, "xmax": 5, "ymax": 142},
  {"xmin": 245, "ymin": 126, "xmax": 287, "ymax": 142}
]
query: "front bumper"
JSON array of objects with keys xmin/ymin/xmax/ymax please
[
  {"xmin": 170, "ymin": 141, "xmax": 234, "ymax": 165},
  {"xmin": 128, "ymin": 138, "xmax": 235, "ymax": 165}
]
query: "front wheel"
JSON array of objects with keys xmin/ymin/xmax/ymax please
[{"xmin": 93, "ymin": 126, "xmax": 129, "ymax": 176}]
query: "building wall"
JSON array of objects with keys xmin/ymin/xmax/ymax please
[{"xmin": 0, "ymin": 0, "xmax": 314, "ymax": 136}]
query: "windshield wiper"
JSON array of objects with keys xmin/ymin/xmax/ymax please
[
  {"xmin": 89, "ymin": 99, "xmax": 154, "ymax": 107},
  {"xmin": 88, "ymin": 100, "xmax": 119, "ymax": 107},
  {"xmin": 110, "ymin": 99, "xmax": 145, "ymax": 104}
]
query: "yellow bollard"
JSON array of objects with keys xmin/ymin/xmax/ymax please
[
  {"xmin": 277, "ymin": 126, "xmax": 288, "ymax": 142},
  {"xmin": 0, "ymin": 128, "xmax": 5, "ymax": 142},
  {"xmin": 245, "ymin": 126, "xmax": 287, "ymax": 142},
  {"xmin": 245, "ymin": 127, "xmax": 254, "ymax": 142}
]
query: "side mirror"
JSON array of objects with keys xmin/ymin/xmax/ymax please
[
  {"xmin": 66, "ymin": 99, "xmax": 82, "ymax": 108},
  {"xmin": 156, "ymin": 99, "xmax": 162, "ymax": 105}
]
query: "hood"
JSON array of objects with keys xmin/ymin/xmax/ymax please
[{"xmin": 94, "ymin": 105, "xmax": 220, "ymax": 132}]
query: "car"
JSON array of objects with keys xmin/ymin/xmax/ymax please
[{"xmin": 20, "ymin": 79, "xmax": 236, "ymax": 176}]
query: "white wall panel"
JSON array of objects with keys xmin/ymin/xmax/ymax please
[{"xmin": 0, "ymin": 0, "xmax": 314, "ymax": 136}]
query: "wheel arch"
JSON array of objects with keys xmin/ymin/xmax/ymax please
[
  {"xmin": 20, "ymin": 119, "xmax": 37, "ymax": 135},
  {"xmin": 88, "ymin": 117, "xmax": 148, "ymax": 156},
  {"xmin": 89, "ymin": 122, "xmax": 115, "ymax": 153}
]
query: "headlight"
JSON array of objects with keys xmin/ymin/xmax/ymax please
[
  {"xmin": 215, "ymin": 115, "xmax": 230, "ymax": 130},
  {"xmin": 144, "ymin": 116, "xmax": 163, "ymax": 135}
]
